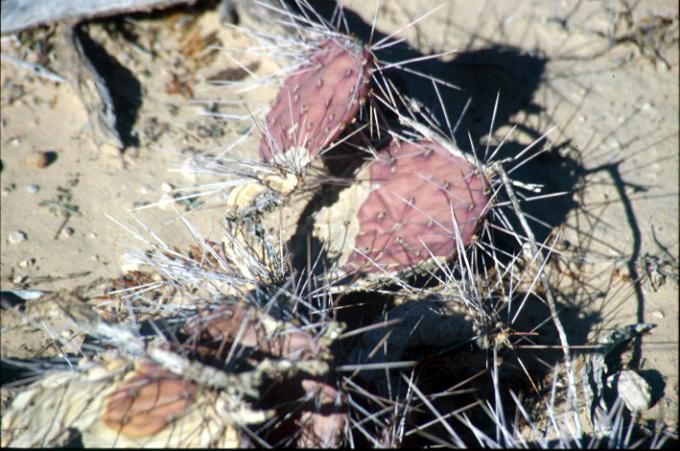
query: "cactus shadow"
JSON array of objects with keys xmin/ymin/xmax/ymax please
[
  {"xmin": 639, "ymin": 369, "xmax": 666, "ymax": 408},
  {"xmin": 286, "ymin": 140, "xmax": 374, "ymax": 284},
  {"xmin": 285, "ymin": 183, "xmax": 346, "ymax": 291}
]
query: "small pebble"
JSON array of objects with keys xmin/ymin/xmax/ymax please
[
  {"xmin": 10, "ymin": 137, "xmax": 21, "ymax": 146},
  {"xmin": 26, "ymin": 184, "xmax": 40, "ymax": 194},
  {"xmin": 60, "ymin": 227, "xmax": 75, "ymax": 239},
  {"xmin": 1, "ymin": 188, "xmax": 10, "ymax": 197},
  {"xmin": 12, "ymin": 275, "xmax": 27, "ymax": 284},
  {"xmin": 8, "ymin": 230, "xmax": 27, "ymax": 244},
  {"xmin": 158, "ymin": 192, "xmax": 176, "ymax": 210},
  {"xmin": 606, "ymin": 137, "xmax": 622, "ymax": 150},
  {"xmin": 25, "ymin": 151, "xmax": 54, "ymax": 168},
  {"xmin": 18, "ymin": 258, "xmax": 35, "ymax": 268},
  {"xmin": 651, "ymin": 309, "xmax": 665, "ymax": 319},
  {"xmin": 161, "ymin": 182, "xmax": 174, "ymax": 193}
]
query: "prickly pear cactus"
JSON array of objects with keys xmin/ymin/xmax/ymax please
[
  {"xmin": 314, "ymin": 139, "xmax": 489, "ymax": 282},
  {"xmin": 1, "ymin": 300, "xmax": 345, "ymax": 448},
  {"xmin": 0, "ymin": 357, "xmax": 264, "ymax": 448},
  {"xmin": 259, "ymin": 39, "xmax": 372, "ymax": 164}
]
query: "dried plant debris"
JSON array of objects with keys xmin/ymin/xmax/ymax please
[
  {"xmin": 2, "ymin": 298, "xmax": 344, "ymax": 447},
  {"xmin": 52, "ymin": 24, "xmax": 141, "ymax": 149},
  {"xmin": 603, "ymin": 2, "xmax": 678, "ymax": 68},
  {"xmin": 0, "ymin": 0, "xmax": 197, "ymax": 35},
  {"xmin": 1, "ymin": 358, "xmax": 266, "ymax": 447},
  {"xmin": 579, "ymin": 323, "xmax": 657, "ymax": 437}
]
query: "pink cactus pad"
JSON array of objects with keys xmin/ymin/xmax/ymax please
[
  {"xmin": 343, "ymin": 140, "xmax": 489, "ymax": 273},
  {"xmin": 259, "ymin": 39, "xmax": 372, "ymax": 162}
]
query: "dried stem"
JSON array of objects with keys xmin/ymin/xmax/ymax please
[{"xmin": 494, "ymin": 161, "xmax": 582, "ymax": 437}]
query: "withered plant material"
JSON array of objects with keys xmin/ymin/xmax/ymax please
[
  {"xmin": 102, "ymin": 362, "xmax": 199, "ymax": 438},
  {"xmin": 1, "ymin": 0, "xmax": 197, "ymax": 35},
  {"xmin": 186, "ymin": 303, "xmax": 347, "ymax": 448},
  {"xmin": 0, "ymin": 358, "xmax": 268, "ymax": 447},
  {"xmin": 53, "ymin": 25, "xmax": 125, "ymax": 149},
  {"xmin": 187, "ymin": 303, "xmax": 331, "ymax": 360}
]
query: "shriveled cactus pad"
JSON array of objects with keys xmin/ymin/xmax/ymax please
[
  {"xmin": 0, "ymin": 358, "xmax": 265, "ymax": 448},
  {"xmin": 259, "ymin": 39, "xmax": 372, "ymax": 162},
  {"xmin": 314, "ymin": 139, "xmax": 489, "ymax": 279},
  {"xmin": 1, "ymin": 299, "xmax": 346, "ymax": 448}
]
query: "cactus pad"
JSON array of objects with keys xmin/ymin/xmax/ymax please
[
  {"xmin": 315, "ymin": 140, "xmax": 489, "ymax": 277},
  {"xmin": 259, "ymin": 39, "xmax": 372, "ymax": 162},
  {"xmin": 102, "ymin": 363, "xmax": 199, "ymax": 438},
  {"xmin": 189, "ymin": 303, "xmax": 325, "ymax": 359},
  {"xmin": 0, "ymin": 359, "xmax": 265, "ymax": 447}
]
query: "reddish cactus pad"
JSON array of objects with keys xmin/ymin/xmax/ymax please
[
  {"xmin": 103, "ymin": 363, "xmax": 198, "ymax": 438},
  {"xmin": 344, "ymin": 140, "xmax": 489, "ymax": 273},
  {"xmin": 191, "ymin": 304, "xmax": 322, "ymax": 359},
  {"xmin": 259, "ymin": 39, "xmax": 371, "ymax": 162}
]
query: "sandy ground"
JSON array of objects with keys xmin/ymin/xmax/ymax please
[{"xmin": 1, "ymin": 0, "xmax": 678, "ymax": 440}]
